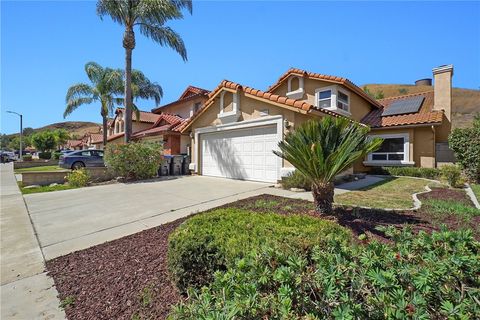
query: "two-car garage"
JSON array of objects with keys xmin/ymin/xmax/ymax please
[{"xmin": 197, "ymin": 118, "xmax": 283, "ymax": 183}]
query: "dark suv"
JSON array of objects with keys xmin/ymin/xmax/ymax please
[{"xmin": 59, "ymin": 149, "xmax": 105, "ymax": 169}]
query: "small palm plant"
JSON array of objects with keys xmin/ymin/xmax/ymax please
[
  {"xmin": 274, "ymin": 117, "xmax": 383, "ymax": 215},
  {"xmin": 97, "ymin": 0, "xmax": 192, "ymax": 142},
  {"xmin": 64, "ymin": 62, "xmax": 123, "ymax": 146}
]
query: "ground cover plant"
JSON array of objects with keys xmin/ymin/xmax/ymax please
[
  {"xmin": 471, "ymin": 184, "xmax": 480, "ymax": 200},
  {"xmin": 20, "ymin": 184, "xmax": 78, "ymax": 195},
  {"xmin": 15, "ymin": 165, "xmax": 64, "ymax": 173},
  {"xmin": 170, "ymin": 227, "xmax": 480, "ymax": 319},
  {"xmin": 334, "ymin": 177, "xmax": 429, "ymax": 209},
  {"xmin": 168, "ymin": 208, "xmax": 351, "ymax": 293},
  {"xmin": 66, "ymin": 168, "xmax": 90, "ymax": 187}
]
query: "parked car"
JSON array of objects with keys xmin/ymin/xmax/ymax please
[
  {"xmin": 1, "ymin": 150, "xmax": 16, "ymax": 163},
  {"xmin": 59, "ymin": 149, "xmax": 105, "ymax": 169}
]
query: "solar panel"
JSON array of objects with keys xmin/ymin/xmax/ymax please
[{"xmin": 381, "ymin": 96, "xmax": 424, "ymax": 116}]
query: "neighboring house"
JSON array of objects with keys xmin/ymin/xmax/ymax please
[
  {"xmin": 91, "ymin": 85, "xmax": 210, "ymax": 155},
  {"xmin": 64, "ymin": 139, "xmax": 86, "ymax": 150},
  {"xmin": 180, "ymin": 65, "xmax": 454, "ymax": 183}
]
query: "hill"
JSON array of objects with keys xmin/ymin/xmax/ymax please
[
  {"xmin": 6, "ymin": 121, "xmax": 101, "ymax": 139},
  {"xmin": 362, "ymin": 84, "xmax": 480, "ymax": 129}
]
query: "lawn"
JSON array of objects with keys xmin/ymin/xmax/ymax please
[
  {"xmin": 47, "ymin": 185, "xmax": 480, "ymax": 319},
  {"xmin": 471, "ymin": 184, "xmax": 480, "ymax": 201},
  {"xmin": 334, "ymin": 176, "xmax": 430, "ymax": 209},
  {"xmin": 21, "ymin": 184, "xmax": 78, "ymax": 194},
  {"xmin": 15, "ymin": 165, "xmax": 66, "ymax": 173}
]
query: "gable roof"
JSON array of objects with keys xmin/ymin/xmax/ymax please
[
  {"xmin": 179, "ymin": 80, "xmax": 350, "ymax": 133},
  {"xmin": 113, "ymin": 108, "xmax": 161, "ymax": 125},
  {"xmin": 361, "ymin": 91, "xmax": 444, "ymax": 128},
  {"xmin": 132, "ymin": 113, "xmax": 186, "ymax": 138},
  {"xmin": 267, "ymin": 68, "xmax": 383, "ymax": 109},
  {"xmin": 151, "ymin": 85, "xmax": 210, "ymax": 114}
]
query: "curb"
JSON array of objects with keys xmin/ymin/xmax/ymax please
[{"xmin": 465, "ymin": 183, "xmax": 480, "ymax": 209}]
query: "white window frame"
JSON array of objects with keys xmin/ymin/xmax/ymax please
[
  {"xmin": 364, "ymin": 133, "xmax": 414, "ymax": 166},
  {"xmin": 218, "ymin": 91, "xmax": 241, "ymax": 123},
  {"xmin": 314, "ymin": 85, "xmax": 351, "ymax": 117}
]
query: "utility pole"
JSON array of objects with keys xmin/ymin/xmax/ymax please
[{"xmin": 6, "ymin": 110, "xmax": 23, "ymax": 161}]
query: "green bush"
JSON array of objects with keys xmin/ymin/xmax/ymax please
[
  {"xmin": 170, "ymin": 227, "xmax": 480, "ymax": 319},
  {"xmin": 449, "ymin": 116, "xmax": 480, "ymax": 182},
  {"xmin": 371, "ymin": 166, "xmax": 440, "ymax": 179},
  {"xmin": 38, "ymin": 152, "xmax": 52, "ymax": 160},
  {"xmin": 440, "ymin": 164, "xmax": 463, "ymax": 187},
  {"xmin": 167, "ymin": 208, "xmax": 351, "ymax": 293},
  {"xmin": 53, "ymin": 151, "xmax": 62, "ymax": 160},
  {"xmin": 280, "ymin": 170, "xmax": 312, "ymax": 190},
  {"xmin": 22, "ymin": 154, "xmax": 32, "ymax": 161},
  {"xmin": 104, "ymin": 141, "xmax": 163, "ymax": 180},
  {"xmin": 66, "ymin": 168, "xmax": 90, "ymax": 187}
]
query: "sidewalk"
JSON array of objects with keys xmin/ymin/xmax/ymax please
[{"xmin": 0, "ymin": 163, "xmax": 65, "ymax": 319}]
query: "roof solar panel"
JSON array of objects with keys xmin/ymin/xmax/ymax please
[{"xmin": 381, "ymin": 96, "xmax": 424, "ymax": 116}]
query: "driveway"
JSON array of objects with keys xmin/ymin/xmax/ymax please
[{"xmin": 25, "ymin": 176, "xmax": 272, "ymax": 260}]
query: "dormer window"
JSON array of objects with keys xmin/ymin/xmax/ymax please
[
  {"xmin": 286, "ymin": 76, "xmax": 304, "ymax": 100},
  {"xmin": 218, "ymin": 91, "xmax": 241, "ymax": 123},
  {"xmin": 315, "ymin": 85, "xmax": 351, "ymax": 116}
]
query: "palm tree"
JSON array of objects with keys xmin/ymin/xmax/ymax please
[
  {"xmin": 274, "ymin": 117, "xmax": 383, "ymax": 215},
  {"xmin": 131, "ymin": 69, "xmax": 163, "ymax": 107},
  {"xmin": 64, "ymin": 62, "xmax": 123, "ymax": 146},
  {"xmin": 97, "ymin": 0, "xmax": 192, "ymax": 142}
]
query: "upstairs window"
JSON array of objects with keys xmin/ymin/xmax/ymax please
[
  {"xmin": 317, "ymin": 89, "xmax": 332, "ymax": 109},
  {"xmin": 337, "ymin": 90, "xmax": 349, "ymax": 112},
  {"xmin": 315, "ymin": 85, "xmax": 351, "ymax": 116}
]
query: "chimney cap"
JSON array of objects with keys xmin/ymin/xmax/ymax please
[{"xmin": 432, "ymin": 64, "xmax": 454, "ymax": 75}]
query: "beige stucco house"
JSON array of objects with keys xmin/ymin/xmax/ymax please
[{"xmin": 181, "ymin": 65, "xmax": 454, "ymax": 183}]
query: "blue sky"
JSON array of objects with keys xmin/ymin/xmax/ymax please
[{"xmin": 1, "ymin": 1, "xmax": 479, "ymax": 134}]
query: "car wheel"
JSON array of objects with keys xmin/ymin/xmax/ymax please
[{"xmin": 72, "ymin": 161, "xmax": 85, "ymax": 170}]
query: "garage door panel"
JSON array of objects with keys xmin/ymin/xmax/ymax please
[{"xmin": 200, "ymin": 125, "xmax": 279, "ymax": 183}]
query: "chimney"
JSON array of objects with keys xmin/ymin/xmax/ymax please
[{"xmin": 432, "ymin": 64, "xmax": 453, "ymax": 122}]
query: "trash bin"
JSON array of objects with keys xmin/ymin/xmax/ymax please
[
  {"xmin": 159, "ymin": 155, "xmax": 172, "ymax": 176},
  {"xmin": 182, "ymin": 155, "xmax": 191, "ymax": 175},
  {"xmin": 170, "ymin": 155, "xmax": 183, "ymax": 175}
]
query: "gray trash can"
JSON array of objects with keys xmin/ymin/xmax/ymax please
[
  {"xmin": 182, "ymin": 155, "xmax": 191, "ymax": 175},
  {"xmin": 170, "ymin": 155, "xmax": 183, "ymax": 175},
  {"xmin": 159, "ymin": 156, "xmax": 172, "ymax": 176}
]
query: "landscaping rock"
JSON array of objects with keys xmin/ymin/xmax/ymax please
[
  {"xmin": 49, "ymin": 183, "xmax": 59, "ymax": 187},
  {"xmin": 290, "ymin": 187, "xmax": 306, "ymax": 192},
  {"xmin": 274, "ymin": 183, "xmax": 282, "ymax": 188},
  {"xmin": 23, "ymin": 185, "xmax": 41, "ymax": 189}
]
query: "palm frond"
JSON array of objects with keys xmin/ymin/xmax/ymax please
[
  {"xmin": 138, "ymin": 24, "xmax": 187, "ymax": 61},
  {"xmin": 65, "ymin": 83, "xmax": 94, "ymax": 103},
  {"xmin": 64, "ymin": 97, "xmax": 94, "ymax": 118},
  {"xmin": 85, "ymin": 62, "xmax": 105, "ymax": 84}
]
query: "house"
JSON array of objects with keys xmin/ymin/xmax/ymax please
[
  {"xmin": 91, "ymin": 85, "xmax": 210, "ymax": 155},
  {"xmin": 180, "ymin": 65, "xmax": 454, "ymax": 183}
]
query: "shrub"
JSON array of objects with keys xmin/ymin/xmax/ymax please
[
  {"xmin": 440, "ymin": 164, "xmax": 463, "ymax": 187},
  {"xmin": 371, "ymin": 166, "xmax": 440, "ymax": 180},
  {"xmin": 167, "ymin": 208, "xmax": 351, "ymax": 293},
  {"xmin": 53, "ymin": 151, "xmax": 62, "ymax": 160},
  {"xmin": 22, "ymin": 154, "xmax": 32, "ymax": 161},
  {"xmin": 38, "ymin": 152, "xmax": 52, "ymax": 160},
  {"xmin": 448, "ymin": 116, "xmax": 480, "ymax": 182},
  {"xmin": 104, "ymin": 141, "xmax": 163, "ymax": 180},
  {"xmin": 170, "ymin": 227, "xmax": 480, "ymax": 319},
  {"xmin": 66, "ymin": 168, "xmax": 90, "ymax": 187},
  {"xmin": 280, "ymin": 170, "xmax": 311, "ymax": 191}
]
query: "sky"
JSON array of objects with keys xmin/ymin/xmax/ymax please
[{"xmin": 1, "ymin": 0, "xmax": 479, "ymax": 134}]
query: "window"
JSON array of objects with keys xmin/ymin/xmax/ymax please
[
  {"xmin": 315, "ymin": 86, "xmax": 350, "ymax": 116},
  {"xmin": 80, "ymin": 151, "xmax": 91, "ymax": 157},
  {"xmin": 367, "ymin": 134, "xmax": 409, "ymax": 164},
  {"xmin": 194, "ymin": 102, "xmax": 201, "ymax": 113}
]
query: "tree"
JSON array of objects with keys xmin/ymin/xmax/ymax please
[
  {"xmin": 22, "ymin": 127, "xmax": 34, "ymax": 136},
  {"xmin": 274, "ymin": 118, "xmax": 383, "ymax": 215},
  {"xmin": 54, "ymin": 129, "xmax": 70, "ymax": 149},
  {"xmin": 31, "ymin": 130, "xmax": 57, "ymax": 152},
  {"xmin": 64, "ymin": 62, "xmax": 124, "ymax": 146},
  {"xmin": 1, "ymin": 134, "xmax": 11, "ymax": 149},
  {"xmin": 131, "ymin": 69, "xmax": 163, "ymax": 107},
  {"xmin": 97, "ymin": 0, "xmax": 192, "ymax": 142}
]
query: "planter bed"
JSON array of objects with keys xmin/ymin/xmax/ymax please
[{"xmin": 47, "ymin": 190, "xmax": 479, "ymax": 319}]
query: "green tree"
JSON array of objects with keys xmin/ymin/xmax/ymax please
[
  {"xmin": 97, "ymin": 0, "xmax": 192, "ymax": 142},
  {"xmin": 22, "ymin": 127, "xmax": 34, "ymax": 136},
  {"xmin": 64, "ymin": 62, "xmax": 124, "ymax": 146},
  {"xmin": 274, "ymin": 118, "xmax": 383, "ymax": 215},
  {"xmin": 131, "ymin": 69, "xmax": 163, "ymax": 107},
  {"xmin": 1, "ymin": 134, "xmax": 11, "ymax": 149},
  {"xmin": 31, "ymin": 130, "xmax": 57, "ymax": 152},
  {"xmin": 54, "ymin": 129, "xmax": 70, "ymax": 149}
]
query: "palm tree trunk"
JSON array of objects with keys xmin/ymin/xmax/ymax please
[
  {"xmin": 312, "ymin": 182, "xmax": 335, "ymax": 215},
  {"xmin": 102, "ymin": 115, "xmax": 108, "ymax": 148},
  {"xmin": 123, "ymin": 27, "xmax": 135, "ymax": 143}
]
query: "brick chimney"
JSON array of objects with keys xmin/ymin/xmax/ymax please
[{"xmin": 432, "ymin": 64, "xmax": 453, "ymax": 122}]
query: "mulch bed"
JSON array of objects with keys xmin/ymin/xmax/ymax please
[{"xmin": 47, "ymin": 187, "xmax": 479, "ymax": 319}]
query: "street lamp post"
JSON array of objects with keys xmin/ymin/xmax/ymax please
[{"xmin": 6, "ymin": 111, "xmax": 23, "ymax": 161}]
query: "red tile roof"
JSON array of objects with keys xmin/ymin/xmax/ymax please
[
  {"xmin": 179, "ymin": 80, "xmax": 351, "ymax": 133},
  {"xmin": 131, "ymin": 125, "xmax": 173, "ymax": 139},
  {"xmin": 178, "ymin": 85, "xmax": 210, "ymax": 100},
  {"xmin": 361, "ymin": 91, "xmax": 444, "ymax": 128},
  {"xmin": 151, "ymin": 85, "xmax": 210, "ymax": 114},
  {"xmin": 115, "ymin": 108, "xmax": 161, "ymax": 124},
  {"xmin": 91, "ymin": 132, "xmax": 124, "ymax": 144},
  {"xmin": 267, "ymin": 68, "xmax": 383, "ymax": 109},
  {"xmin": 66, "ymin": 140, "xmax": 84, "ymax": 148},
  {"xmin": 89, "ymin": 133, "xmax": 104, "ymax": 144}
]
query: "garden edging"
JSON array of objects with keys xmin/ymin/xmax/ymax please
[{"xmin": 465, "ymin": 183, "xmax": 480, "ymax": 209}]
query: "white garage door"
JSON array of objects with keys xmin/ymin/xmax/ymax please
[{"xmin": 200, "ymin": 125, "xmax": 280, "ymax": 182}]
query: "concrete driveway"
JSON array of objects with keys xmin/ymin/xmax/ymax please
[{"xmin": 24, "ymin": 176, "xmax": 272, "ymax": 260}]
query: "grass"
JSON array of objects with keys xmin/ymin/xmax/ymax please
[
  {"xmin": 20, "ymin": 184, "xmax": 77, "ymax": 194},
  {"xmin": 334, "ymin": 177, "xmax": 429, "ymax": 209},
  {"xmin": 422, "ymin": 198, "xmax": 480, "ymax": 219},
  {"xmin": 15, "ymin": 165, "xmax": 66, "ymax": 173},
  {"xmin": 471, "ymin": 184, "xmax": 480, "ymax": 202}
]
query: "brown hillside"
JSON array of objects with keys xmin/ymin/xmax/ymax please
[
  {"xmin": 362, "ymin": 84, "xmax": 480, "ymax": 129},
  {"xmin": 7, "ymin": 121, "xmax": 101, "ymax": 139}
]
